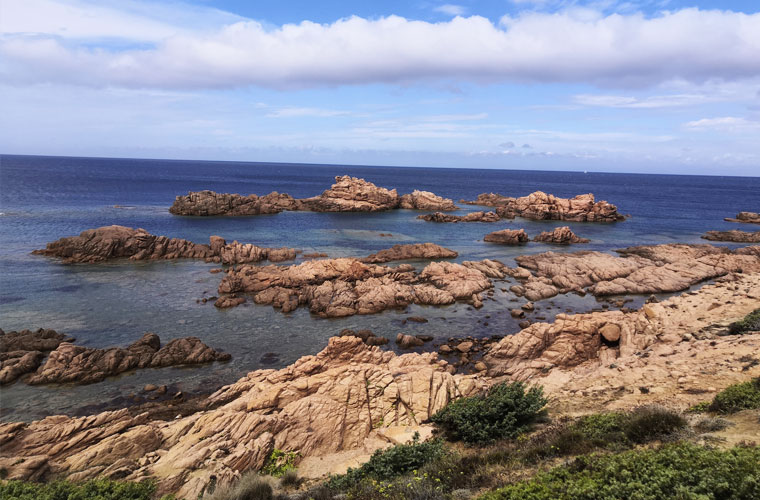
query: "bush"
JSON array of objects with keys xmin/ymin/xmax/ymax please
[
  {"xmin": 203, "ymin": 472, "xmax": 272, "ymax": 500},
  {"xmin": 0, "ymin": 478, "xmax": 157, "ymax": 500},
  {"xmin": 430, "ymin": 382, "xmax": 547, "ymax": 445},
  {"xmin": 278, "ymin": 469, "xmax": 300, "ymax": 489},
  {"xmin": 262, "ymin": 449, "xmax": 299, "ymax": 478},
  {"xmin": 328, "ymin": 433, "xmax": 447, "ymax": 491},
  {"xmin": 709, "ymin": 377, "xmax": 760, "ymax": 413},
  {"xmin": 622, "ymin": 405, "xmax": 687, "ymax": 443},
  {"xmin": 480, "ymin": 443, "xmax": 760, "ymax": 500},
  {"xmin": 728, "ymin": 308, "xmax": 760, "ymax": 334}
]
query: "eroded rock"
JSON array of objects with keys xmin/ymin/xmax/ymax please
[
  {"xmin": 463, "ymin": 191, "xmax": 625, "ymax": 222},
  {"xmin": 399, "ymin": 190, "xmax": 458, "ymax": 211},
  {"xmin": 418, "ymin": 211, "xmax": 500, "ymax": 223},
  {"xmin": 702, "ymin": 230, "xmax": 760, "ymax": 243},
  {"xmin": 361, "ymin": 243, "xmax": 457, "ymax": 264},
  {"xmin": 484, "ymin": 229, "xmax": 529, "ymax": 245},
  {"xmin": 0, "ymin": 329, "xmax": 73, "ymax": 385},
  {"xmin": 533, "ymin": 226, "xmax": 590, "ymax": 244},
  {"xmin": 724, "ymin": 212, "xmax": 760, "ymax": 224}
]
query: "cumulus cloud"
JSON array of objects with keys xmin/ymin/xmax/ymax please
[
  {"xmin": 1, "ymin": 2, "xmax": 760, "ymax": 90},
  {"xmin": 434, "ymin": 4, "xmax": 467, "ymax": 16}
]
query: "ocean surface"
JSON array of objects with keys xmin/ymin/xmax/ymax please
[{"xmin": 1, "ymin": 154, "xmax": 758, "ymax": 421}]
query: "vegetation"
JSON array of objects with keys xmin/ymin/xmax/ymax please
[
  {"xmin": 202, "ymin": 472, "xmax": 272, "ymax": 500},
  {"xmin": 479, "ymin": 443, "xmax": 760, "ymax": 500},
  {"xmin": 709, "ymin": 377, "xmax": 760, "ymax": 413},
  {"xmin": 430, "ymin": 382, "xmax": 547, "ymax": 445},
  {"xmin": 728, "ymin": 308, "xmax": 760, "ymax": 335},
  {"xmin": 261, "ymin": 449, "xmax": 299, "ymax": 478},
  {"xmin": 0, "ymin": 478, "xmax": 158, "ymax": 500},
  {"xmin": 328, "ymin": 432, "xmax": 447, "ymax": 491}
]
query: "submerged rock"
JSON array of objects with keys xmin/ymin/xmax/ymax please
[
  {"xmin": 462, "ymin": 191, "xmax": 625, "ymax": 222},
  {"xmin": 702, "ymin": 230, "xmax": 760, "ymax": 243}
]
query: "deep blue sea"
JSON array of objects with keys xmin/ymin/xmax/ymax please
[{"xmin": 1, "ymin": 154, "xmax": 758, "ymax": 421}]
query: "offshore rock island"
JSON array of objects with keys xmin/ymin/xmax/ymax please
[
  {"xmin": 461, "ymin": 191, "xmax": 626, "ymax": 222},
  {"xmin": 169, "ymin": 176, "xmax": 458, "ymax": 215}
]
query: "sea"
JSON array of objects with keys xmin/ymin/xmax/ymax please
[{"xmin": 1, "ymin": 154, "xmax": 758, "ymax": 422}]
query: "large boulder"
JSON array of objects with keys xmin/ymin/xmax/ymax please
[
  {"xmin": 484, "ymin": 228, "xmax": 529, "ymax": 245},
  {"xmin": 399, "ymin": 190, "xmax": 458, "ymax": 211},
  {"xmin": 533, "ymin": 226, "xmax": 590, "ymax": 244}
]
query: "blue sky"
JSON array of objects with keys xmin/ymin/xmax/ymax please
[{"xmin": 1, "ymin": 0, "xmax": 759, "ymax": 174}]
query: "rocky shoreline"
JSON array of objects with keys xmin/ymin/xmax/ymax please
[{"xmin": 1, "ymin": 271, "xmax": 757, "ymax": 498}]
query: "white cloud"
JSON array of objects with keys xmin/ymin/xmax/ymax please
[
  {"xmin": 684, "ymin": 116, "xmax": 760, "ymax": 132},
  {"xmin": 434, "ymin": 4, "xmax": 466, "ymax": 16},
  {"xmin": 266, "ymin": 107, "xmax": 352, "ymax": 118},
  {"xmin": 1, "ymin": 2, "xmax": 760, "ymax": 92},
  {"xmin": 573, "ymin": 93, "xmax": 711, "ymax": 108}
]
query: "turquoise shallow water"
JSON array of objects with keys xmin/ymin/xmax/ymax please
[{"xmin": 1, "ymin": 154, "xmax": 758, "ymax": 421}]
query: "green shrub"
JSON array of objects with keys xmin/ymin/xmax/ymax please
[
  {"xmin": 709, "ymin": 377, "xmax": 760, "ymax": 413},
  {"xmin": 480, "ymin": 442, "xmax": 760, "ymax": 500},
  {"xmin": 686, "ymin": 401, "xmax": 711, "ymax": 413},
  {"xmin": 0, "ymin": 478, "xmax": 156, "ymax": 500},
  {"xmin": 430, "ymin": 382, "xmax": 547, "ymax": 445},
  {"xmin": 261, "ymin": 448, "xmax": 299, "ymax": 478},
  {"xmin": 622, "ymin": 405, "xmax": 687, "ymax": 443},
  {"xmin": 328, "ymin": 433, "xmax": 447, "ymax": 491},
  {"xmin": 728, "ymin": 308, "xmax": 760, "ymax": 334}
]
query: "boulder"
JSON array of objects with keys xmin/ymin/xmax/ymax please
[
  {"xmin": 399, "ymin": 190, "xmax": 458, "ymax": 211},
  {"xmin": 532, "ymin": 226, "xmax": 590, "ymax": 244},
  {"xmin": 462, "ymin": 191, "xmax": 625, "ymax": 222},
  {"xmin": 702, "ymin": 230, "xmax": 760, "ymax": 243},
  {"xmin": 724, "ymin": 212, "xmax": 760, "ymax": 224},
  {"xmin": 484, "ymin": 229, "xmax": 529, "ymax": 245},
  {"xmin": 361, "ymin": 243, "xmax": 457, "ymax": 264},
  {"xmin": 418, "ymin": 211, "xmax": 500, "ymax": 223}
]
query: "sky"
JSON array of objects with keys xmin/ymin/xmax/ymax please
[{"xmin": 1, "ymin": 0, "xmax": 759, "ymax": 175}]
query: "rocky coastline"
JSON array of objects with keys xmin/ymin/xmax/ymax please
[{"xmin": 1, "ymin": 271, "xmax": 757, "ymax": 498}]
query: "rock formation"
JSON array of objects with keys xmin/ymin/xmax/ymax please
[
  {"xmin": 216, "ymin": 257, "xmax": 504, "ymax": 316},
  {"xmin": 533, "ymin": 226, "xmax": 590, "ymax": 244},
  {"xmin": 485, "ymin": 272, "xmax": 760, "ymax": 406},
  {"xmin": 0, "ymin": 336, "xmax": 486, "ymax": 498},
  {"xmin": 418, "ymin": 211, "xmax": 501, "ymax": 223},
  {"xmin": 462, "ymin": 191, "xmax": 625, "ymax": 222},
  {"xmin": 483, "ymin": 229, "xmax": 529, "ymax": 245},
  {"xmin": 169, "ymin": 191, "xmax": 296, "ymax": 216},
  {"xmin": 170, "ymin": 177, "xmax": 458, "ymax": 216},
  {"xmin": 725, "ymin": 211, "xmax": 760, "ymax": 224},
  {"xmin": 361, "ymin": 243, "xmax": 458, "ymax": 263},
  {"xmin": 399, "ymin": 190, "xmax": 458, "ymax": 211},
  {"xmin": 509, "ymin": 243, "xmax": 760, "ymax": 301},
  {"xmin": 33, "ymin": 226, "xmax": 297, "ymax": 265},
  {"xmin": 702, "ymin": 230, "xmax": 760, "ymax": 243},
  {"xmin": 0, "ymin": 329, "xmax": 73, "ymax": 385},
  {"xmin": 27, "ymin": 333, "xmax": 230, "ymax": 385}
]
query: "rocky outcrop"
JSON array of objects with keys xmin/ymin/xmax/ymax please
[
  {"xmin": 171, "ymin": 178, "xmax": 460, "ymax": 216},
  {"xmin": 361, "ymin": 243, "xmax": 458, "ymax": 263},
  {"xmin": 299, "ymin": 176, "xmax": 400, "ymax": 212},
  {"xmin": 216, "ymin": 257, "xmax": 503, "ymax": 316},
  {"xmin": 0, "ymin": 329, "xmax": 73, "ymax": 385},
  {"xmin": 462, "ymin": 191, "xmax": 625, "ymax": 222},
  {"xmin": 485, "ymin": 272, "xmax": 760, "ymax": 406},
  {"xmin": 484, "ymin": 229, "xmax": 529, "ymax": 245},
  {"xmin": 399, "ymin": 190, "xmax": 458, "ymax": 211},
  {"xmin": 510, "ymin": 244, "xmax": 760, "ymax": 301},
  {"xmin": 0, "ymin": 337, "xmax": 486, "ymax": 498},
  {"xmin": 25, "ymin": 333, "xmax": 230, "ymax": 385},
  {"xmin": 418, "ymin": 211, "xmax": 500, "ymax": 223},
  {"xmin": 702, "ymin": 230, "xmax": 760, "ymax": 243},
  {"xmin": 533, "ymin": 226, "xmax": 590, "ymax": 244},
  {"xmin": 33, "ymin": 226, "xmax": 297, "ymax": 265},
  {"xmin": 169, "ymin": 191, "xmax": 296, "ymax": 216},
  {"xmin": 725, "ymin": 211, "xmax": 760, "ymax": 224}
]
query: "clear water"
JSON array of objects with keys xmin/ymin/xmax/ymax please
[{"xmin": 1, "ymin": 154, "xmax": 758, "ymax": 421}]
